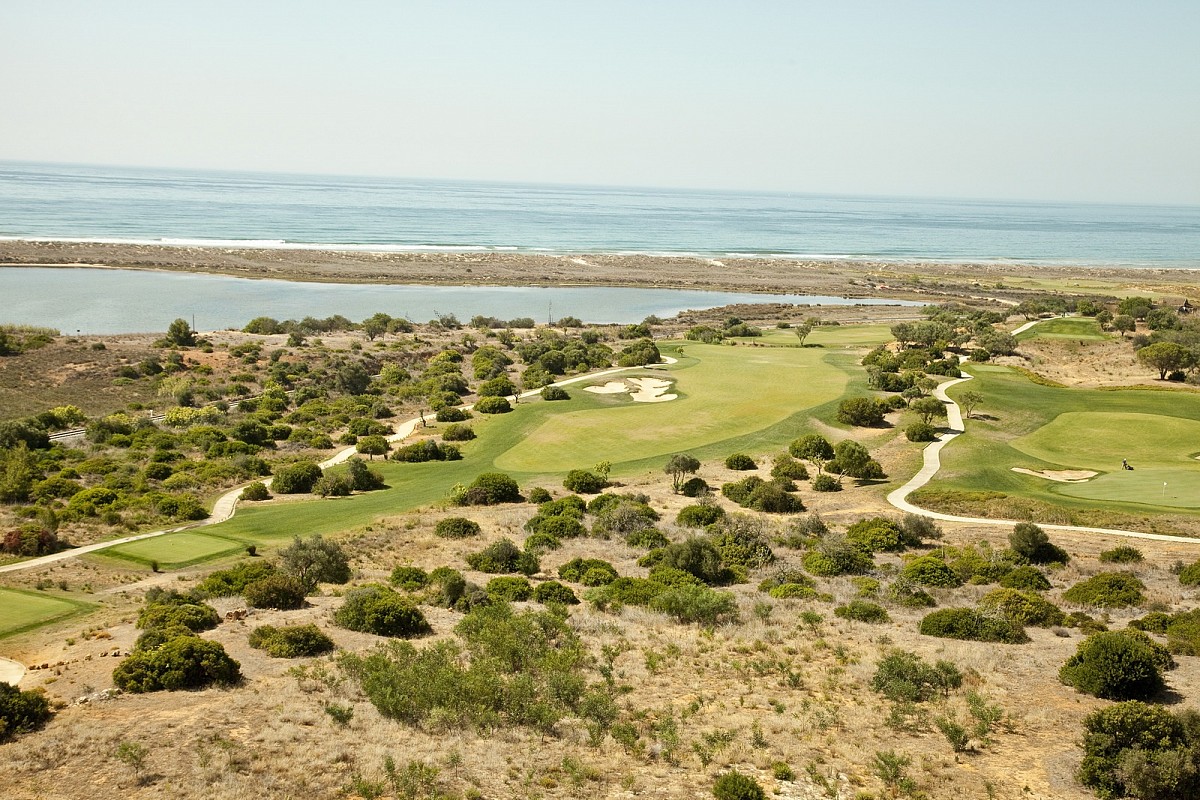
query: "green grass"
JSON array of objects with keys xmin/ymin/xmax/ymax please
[
  {"xmin": 0, "ymin": 587, "xmax": 96, "ymax": 638},
  {"xmin": 736, "ymin": 323, "xmax": 895, "ymax": 348},
  {"xmin": 1016, "ymin": 317, "xmax": 1107, "ymax": 341},
  {"xmin": 932, "ymin": 365, "xmax": 1200, "ymax": 519},
  {"xmin": 101, "ymin": 531, "xmax": 248, "ymax": 569}
]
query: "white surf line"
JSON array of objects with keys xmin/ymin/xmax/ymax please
[
  {"xmin": 0, "ymin": 355, "xmax": 681, "ymax": 575},
  {"xmin": 887, "ymin": 330, "xmax": 1199, "ymax": 545}
]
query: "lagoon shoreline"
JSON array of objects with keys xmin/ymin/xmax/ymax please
[{"xmin": 1, "ymin": 239, "xmax": 1197, "ymax": 304}]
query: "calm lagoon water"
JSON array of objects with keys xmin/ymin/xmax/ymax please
[{"xmin": 0, "ymin": 267, "xmax": 921, "ymax": 334}]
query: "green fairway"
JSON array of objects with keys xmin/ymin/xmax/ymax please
[
  {"xmin": 0, "ymin": 587, "xmax": 95, "ymax": 638},
  {"xmin": 929, "ymin": 364, "xmax": 1200, "ymax": 518},
  {"xmin": 738, "ymin": 323, "xmax": 895, "ymax": 348},
  {"xmin": 1016, "ymin": 317, "xmax": 1107, "ymax": 341},
  {"xmin": 103, "ymin": 531, "xmax": 247, "ymax": 569}
]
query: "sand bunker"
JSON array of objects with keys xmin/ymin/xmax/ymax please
[
  {"xmin": 1011, "ymin": 467, "xmax": 1098, "ymax": 483},
  {"xmin": 584, "ymin": 377, "xmax": 677, "ymax": 403},
  {"xmin": 0, "ymin": 657, "xmax": 26, "ymax": 686}
]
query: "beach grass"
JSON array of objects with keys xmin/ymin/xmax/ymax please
[{"xmin": 0, "ymin": 587, "xmax": 96, "ymax": 639}]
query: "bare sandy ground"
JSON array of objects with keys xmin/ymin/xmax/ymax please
[{"xmin": 1011, "ymin": 467, "xmax": 1099, "ymax": 483}]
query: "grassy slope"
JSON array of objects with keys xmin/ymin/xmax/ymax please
[{"xmin": 1015, "ymin": 317, "xmax": 1106, "ymax": 341}]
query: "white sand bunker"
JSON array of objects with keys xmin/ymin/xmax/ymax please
[
  {"xmin": 1011, "ymin": 467, "xmax": 1098, "ymax": 483},
  {"xmin": 584, "ymin": 377, "xmax": 677, "ymax": 403}
]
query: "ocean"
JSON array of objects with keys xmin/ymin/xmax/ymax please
[{"xmin": 2, "ymin": 161, "xmax": 1198, "ymax": 267}]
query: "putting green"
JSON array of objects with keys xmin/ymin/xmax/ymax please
[
  {"xmin": 0, "ymin": 588, "xmax": 94, "ymax": 638},
  {"xmin": 1055, "ymin": 469, "xmax": 1200, "ymax": 509},
  {"xmin": 1012, "ymin": 412, "xmax": 1200, "ymax": 471},
  {"xmin": 495, "ymin": 343, "xmax": 847, "ymax": 472},
  {"xmin": 1016, "ymin": 317, "xmax": 1106, "ymax": 340},
  {"xmin": 103, "ymin": 531, "xmax": 246, "ymax": 569}
]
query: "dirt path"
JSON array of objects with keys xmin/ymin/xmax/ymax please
[
  {"xmin": 0, "ymin": 357, "xmax": 677, "ymax": 576},
  {"xmin": 0, "ymin": 656, "xmax": 27, "ymax": 685}
]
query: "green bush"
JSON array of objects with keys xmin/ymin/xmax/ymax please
[
  {"xmin": 870, "ymin": 649, "xmax": 963, "ymax": 702},
  {"xmin": 592, "ymin": 498, "xmax": 660, "ymax": 538},
  {"xmin": 271, "ymin": 461, "xmax": 323, "ymax": 494},
  {"xmin": 1009, "ymin": 522, "xmax": 1070, "ymax": 565},
  {"xmin": 660, "ymin": 538, "xmax": 727, "ymax": 585},
  {"xmin": 0, "ymin": 682, "xmax": 51, "ymax": 741},
  {"xmin": 486, "ymin": 576, "xmax": 534, "ymax": 601},
  {"xmin": 625, "ymin": 528, "xmax": 670, "ymax": 549},
  {"xmin": 458, "ymin": 472, "xmax": 522, "ymax": 505},
  {"xmin": 541, "ymin": 495, "xmax": 588, "ymax": 517},
  {"xmin": 1063, "ymin": 572, "xmax": 1146, "ymax": 608},
  {"xmin": 802, "ymin": 536, "xmax": 873, "ymax": 577},
  {"xmin": 248, "ymin": 624, "xmax": 336, "ymax": 658},
  {"xmin": 770, "ymin": 454, "xmax": 808, "ymax": 481},
  {"xmin": 919, "ymin": 608, "xmax": 1030, "ymax": 644},
  {"xmin": 836, "ymin": 397, "xmax": 889, "ymax": 427},
  {"xmin": 680, "ymin": 477, "xmax": 710, "ymax": 497},
  {"xmin": 113, "ymin": 635, "xmax": 241, "ymax": 692},
  {"xmin": 886, "ymin": 577, "xmax": 936, "ymax": 608},
  {"xmin": 334, "ymin": 584, "xmax": 431, "ymax": 638},
  {"xmin": 427, "ymin": 567, "xmax": 467, "ymax": 608},
  {"xmin": 435, "ymin": 406, "xmax": 471, "ymax": 423},
  {"xmin": 724, "ymin": 453, "xmax": 757, "ymax": 470},
  {"xmin": 563, "ymin": 469, "xmax": 606, "ymax": 494},
  {"xmin": 435, "ymin": 517, "xmax": 482, "ymax": 539},
  {"xmin": 137, "ymin": 597, "xmax": 220, "ymax": 633},
  {"xmin": 524, "ymin": 532, "xmax": 563, "ymax": 554},
  {"xmin": 810, "ymin": 474, "xmax": 841, "ymax": 492},
  {"xmin": 532, "ymin": 580, "xmax": 579, "ymax": 605},
  {"xmin": 979, "ymin": 588, "xmax": 1064, "ymax": 627},
  {"xmin": 649, "ymin": 585, "xmax": 739, "ymax": 625},
  {"xmin": 474, "ymin": 396, "xmax": 512, "ymax": 414},
  {"xmin": 676, "ymin": 503, "xmax": 725, "ymax": 528},
  {"xmin": 845, "ymin": 517, "xmax": 908, "ymax": 553},
  {"xmin": 1099, "ymin": 545, "xmax": 1144, "ymax": 564},
  {"xmin": 526, "ymin": 487, "xmax": 553, "ymax": 504},
  {"xmin": 466, "ymin": 538, "xmax": 539, "ymax": 575},
  {"xmin": 905, "ymin": 421, "xmax": 938, "ymax": 442},
  {"xmin": 440, "ymin": 422, "xmax": 476, "ymax": 442},
  {"xmin": 280, "ymin": 535, "xmax": 352, "ymax": 588},
  {"xmin": 525, "ymin": 514, "xmax": 587, "ymax": 539},
  {"xmin": 389, "ymin": 566, "xmax": 429, "ymax": 591},
  {"xmin": 768, "ymin": 583, "xmax": 819, "ymax": 600},
  {"xmin": 713, "ymin": 770, "xmax": 765, "ymax": 800},
  {"xmin": 241, "ymin": 481, "xmax": 271, "ymax": 501},
  {"xmin": 834, "ymin": 600, "xmax": 890, "ymax": 624},
  {"xmin": 1178, "ymin": 559, "xmax": 1200, "ymax": 586},
  {"xmin": 391, "ymin": 439, "xmax": 461, "ymax": 462},
  {"xmin": 1060, "ymin": 631, "xmax": 1168, "ymax": 700},
  {"xmin": 710, "ymin": 514, "xmax": 775, "ymax": 572},
  {"xmin": 586, "ymin": 577, "xmax": 667, "ymax": 611},
  {"xmin": 999, "ymin": 565, "xmax": 1051, "ymax": 591},
  {"xmin": 1078, "ymin": 701, "xmax": 1200, "ymax": 800},
  {"xmin": 900, "ymin": 555, "xmax": 962, "ymax": 588},
  {"xmin": 244, "ymin": 573, "xmax": 308, "ymax": 610},
  {"xmin": 541, "ymin": 385, "xmax": 570, "ymax": 401},
  {"xmin": 197, "ymin": 561, "xmax": 277, "ymax": 597},
  {"xmin": 745, "ymin": 482, "xmax": 804, "ymax": 513},
  {"xmin": 559, "ymin": 558, "xmax": 618, "ymax": 585}
]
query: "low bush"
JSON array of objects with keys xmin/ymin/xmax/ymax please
[
  {"xmin": 525, "ymin": 513, "xmax": 587, "ymax": 539},
  {"xmin": 710, "ymin": 515, "xmax": 776, "ymax": 572},
  {"xmin": 486, "ymin": 576, "xmax": 534, "ymax": 601},
  {"xmin": 659, "ymin": 538, "xmax": 728, "ymax": 585},
  {"xmin": 474, "ymin": 396, "xmax": 512, "ymax": 414},
  {"xmin": 1078, "ymin": 702, "xmax": 1200, "ymax": 799},
  {"xmin": 197, "ymin": 561, "xmax": 277, "ymax": 597},
  {"xmin": 1178, "ymin": 559, "xmax": 1200, "ymax": 586},
  {"xmin": 435, "ymin": 517, "xmax": 482, "ymax": 539},
  {"xmin": 244, "ymin": 573, "xmax": 308, "ymax": 610},
  {"xmin": 391, "ymin": 439, "xmax": 462, "ymax": 462},
  {"xmin": 456, "ymin": 472, "xmax": 522, "ymax": 505},
  {"xmin": 241, "ymin": 481, "xmax": 271, "ymax": 501},
  {"xmin": 724, "ymin": 453, "xmax": 757, "ymax": 470},
  {"xmin": 886, "ymin": 577, "xmax": 937, "ymax": 608},
  {"xmin": 802, "ymin": 535, "xmax": 873, "ymax": 577},
  {"xmin": 541, "ymin": 385, "xmax": 570, "ymax": 401},
  {"xmin": 563, "ymin": 469, "xmax": 606, "ymax": 494},
  {"xmin": 649, "ymin": 585, "xmax": 739, "ymax": 625},
  {"xmin": 979, "ymin": 588, "xmax": 1064, "ymax": 627},
  {"xmin": 999, "ymin": 565, "xmax": 1051, "ymax": 591},
  {"xmin": 745, "ymin": 482, "xmax": 804, "ymax": 513},
  {"xmin": 112, "ymin": 634, "xmax": 242, "ymax": 692},
  {"xmin": 919, "ymin": 607, "xmax": 1030, "ymax": 644},
  {"xmin": 137, "ymin": 596, "xmax": 220, "ymax": 633},
  {"xmin": 0, "ymin": 683, "xmax": 51, "ymax": 741},
  {"xmin": 586, "ymin": 577, "xmax": 667, "ymax": 611},
  {"xmin": 1009, "ymin": 522, "xmax": 1070, "ymax": 565},
  {"xmin": 334, "ymin": 584, "xmax": 431, "ymax": 638},
  {"xmin": 845, "ymin": 517, "xmax": 908, "ymax": 553},
  {"xmin": 532, "ymin": 580, "xmax": 579, "ymax": 605},
  {"xmin": 1099, "ymin": 545, "xmax": 1144, "ymax": 564},
  {"xmin": 834, "ymin": 600, "xmax": 890, "ymax": 623},
  {"xmin": 680, "ymin": 477, "xmax": 709, "ymax": 497},
  {"xmin": 435, "ymin": 406, "xmax": 471, "ymax": 423},
  {"xmin": 713, "ymin": 770, "xmax": 765, "ymax": 800},
  {"xmin": 559, "ymin": 558, "xmax": 619, "ymax": 586},
  {"xmin": 905, "ymin": 421, "xmax": 938, "ymax": 442},
  {"xmin": 810, "ymin": 474, "xmax": 841, "ymax": 492},
  {"xmin": 526, "ymin": 487, "xmax": 553, "ymax": 504},
  {"xmin": 721, "ymin": 475, "xmax": 764, "ymax": 505},
  {"xmin": 524, "ymin": 532, "xmax": 563, "ymax": 554},
  {"xmin": 625, "ymin": 528, "xmax": 670, "ymax": 549},
  {"xmin": 1063, "ymin": 572, "xmax": 1145, "ymax": 608},
  {"xmin": 440, "ymin": 423, "xmax": 476, "ymax": 441},
  {"xmin": 248, "ymin": 624, "xmax": 336, "ymax": 658},
  {"xmin": 870, "ymin": 649, "xmax": 963, "ymax": 702},
  {"xmin": 272, "ymin": 461, "xmax": 323, "ymax": 494},
  {"xmin": 769, "ymin": 454, "xmax": 808, "ymax": 480},
  {"xmin": 900, "ymin": 555, "xmax": 962, "ymax": 588},
  {"xmin": 1060, "ymin": 630, "xmax": 1169, "ymax": 700},
  {"xmin": 768, "ymin": 583, "xmax": 819, "ymax": 600},
  {"xmin": 676, "ymin": 503, "xmax": 725, "ymax": 528},
  {"xmin": 389, "ymin": 566, "xmax": 429, "ymax": 591},
  {"xmin": 466, "ymin": 538, "xmax": 539, "ymax": 575}
]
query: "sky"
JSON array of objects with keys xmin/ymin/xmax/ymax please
[{"xmin": 3, "ymin": 1, "xmax": 1199, "ymax": 204}]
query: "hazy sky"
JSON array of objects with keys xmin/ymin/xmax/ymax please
[{"xmin": 3, "ymin": 1, "xmax": 1198, "ymax": 203}]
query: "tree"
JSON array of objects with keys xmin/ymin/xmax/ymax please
[
  {"xmin": 789, "ymin": 434, "xmax": 834, "ymax": 474},
  {"xmin": 664, "ymin": 453, "xmax": 701, "ymax": 493},
  {"xmin": 1009, "ymin": 522, "xmax": 1069, "ymax": 565},
  {"xmin": 1136, "ymin": 341, "xmax": 1192, "ymax": 379},
  {"xmin": 164, "ymin": 318, "xmax": 196, "ymax": 347},
  {"xmin": 336, "ymin": 362, "xmax": 372, "ymax": 395},
  {"xmin": 0, "ymin": 442, "xmax": 39, "ymax": 503},
  {"xmin": 1060, "ymin": 631, "xmax": 1168, "ymax": 700},
  {"xmin": 1112, "ymin": 314, "xmax": 1136, "ymax": 337},
  {"xmin": 1078, "ymin": 701, "xmax": 1200, "ymax": 800},
  {"xmin": 793, "ymin": 317, "xmax": 818, "ymax": 347},
  {"xmin": 909, "ymin": 396, "xmax": 948, "ymax": 425},
  {"xmin": 280, "ymin": 535, "xmax": 352, "ymax": 589},
  {"xmin": 830, "ymin": 440, "xmax": 883, "ymax": 482},
  {"xmin": 837, "ymin": 397, "xmax": 887, "ymax": 427},
  {"xmin": 355, "ymin": 434, "xmax": 389, "ymax": 459},
  {"xmin": 958, "ymin": 390, "xmax": 983, "ymax": 418}
]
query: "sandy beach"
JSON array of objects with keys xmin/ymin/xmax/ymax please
[{"xmin": 3, "ymin": 240, "xmax": 1196, "ymax": 304}]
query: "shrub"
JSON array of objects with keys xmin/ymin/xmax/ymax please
[
  {"xmin": 435, "ymin": 406, "xmax": 470, "ymax": 423},
  {"xmin": 900, "ymin": 555, "xmax": 962, "ymax": 588},
  {"xmin": 435, "ymin": 517, "xmax": 482, "ymax": 539},
  {"xmin": 835, "ymin": 600, "xmax": 890, "ymax": 623},
  {"xmin": 836, "ymin": 397, "xmax": 888, "ymax": 427},
  {"xmin": 905, "ymin": 421, "xmax": 938, "ymax": 442},
  {"xmin": 280, "ymin": 535, "xmax": 352, "ymax": 589},
  {"xmin": 532, "ymin": 580, "xmax": 579, "ymax": 605},
  {"xmin": 248, "ymin": 624, "xmax": 336, "ymax": 658},
  {"xmin": 1078, "ymin": 702, "xmax": 1200, "ymax": 800},
  {"xmin": 486, "ymin": 576, "xmax": 534, "ymax": 601},
  {"xmin": 870, "ymin": 650, "xmax": 963, "ymax": 702},
  {"xmin": 1063, "ymin": 572, "xmax": 1145, "ymax": 608},
  {"xmin": 713, "ymin": 770, "xmax": 765, "ymax": 800},
  {"xmin": 525, "ymin": 514, "xmax": 587, "ymax": 539},
  {"xmin": 745, "ymin": 482, "xmax": 804, "ymax": 513},
  {"xmin": 197, "ymin": 561, "xmax": 277, "ymax": 597},
  {"xmin": 680, "ymin": 477, "xmax": 710, "ymax": 497},
  {"xmin": 592, "ymin": 498, "xmax": 659, "ymax": 538},
  {"xmin": 563, "ymin": 469, "xmax": 606, "ymax": 494},
  {"xmin": 466, "ymin": 538, "xmax": 539, "ymax": 575},
  {"xmin": 845, "ymin": 517, "xmax": 907, "ymax": 553},
  {"xmin": 314, "ymin": 474, "xmax": 354, "ymax": 497},
  {"xmin": 650, "ymin": 585, "xmax": 739, "ymax": 625},
  {"xmin": 458, "ymin": 472, "xmax": 522, "ymax": 505},
  {"xmin": 587, "ymin": 577, "xmax": 667, "ymax": 611},
  {"xmin": 0, "ymin": 683, "xmax": 51, "ymax": 741},
  {"xmin": 474, "ymin": 396, "xmax": 512, "ymax": 414},
  {"xmin": 334, "ymin": 584, "xmax": 431, "ymax": 637},
  {"xmin": 137, "ymin": 599, "xmax": 220, "ymax": 633},
  {"xmin": 802, "ymin": 535, "xmax": 873, "ymax": 577},
  {"xmin": 559, "ymin": 558, "xmax": 618, "ymax": 585},
  {"xmin": 541, "ymin": 385, "xmax": 570, "ymax": 401},
  {"xmin": 919, "ymin": 608, "xmax": 1029, "ymax": 644},
  {"xmin": 440, "ymin": 423, "xmax": 475, "ymax": 441},
  {"xmin": 1099, "ymin": 545, "xmax": 1144, "ymax": 564},
  {"xmin": 625, "ymin": 528, "xmax": 670, "ymax": 549},
  {"xmin": 1178, "ymin": 559, "xmax": 1200, "ymax": 586},
  {"xmin": 527, "ymin": 486, "xmax": 553, "ymax": 504},
  {"xmin": 271, "ymin": 461, "xmax": 323, "ymax": 494},
  {"xmin": 724, "ymin": 453, "xmax": 757, "ymax": 470},
  {"xmin": 810, "ymin": 474, "xmax": 841, "ymax": 492},
  {"xmin": 886, "ymin": 577, "xmax": 937, "ymax": 608},
  {"xmin": 710, "ymin": 514, "xmax": 775, "ymax": 571},
  {"xmin": 676, "ymin": 503, "xmax": 725, "ymax": 528},
  {"xmin": 391, "ymin": 439, "xmax": 461, "ymax": 462},
  {"xmin": 721, "ymin": 475, "xmax": 763, "ymax": 505},
  {"xmin": 112, "ymin": 635, "xmax": 241, "ymax": 692},
  {"xmin": 541, "ymin": 495, "xmax": 588, "ymax": 517},
  {"xmin": 241, "ymin": 481, "xmax": 271, "ymax": 501},
  {"xmin": 979, "ymin": 588, "xmax": 1064, "ymax": 627},
  {"xmin": 389, "ymin": 566, "xmax": 429, "ymax": 591},
  {"xmin": 660, "ymin": 538, "xmax": 727, "ymax": 585},
  {"xmin": 1060, "ymin": 631, "xmax": 1168, "ymax": 700},
  {"xmin": 770, "ymin": 454, "xmax": 808, "ymax": 480},
  {"xmin": 244, "ymin": 573, "xmax": 308, "ymax": 610},
  {"xmin": 1000, "ymin": 565, "xmax": 1051, "ymax": 591},
  {"xmin": 768, "ymin": 583, "xmax": 819, "ymax": 600},
  {"xmin": 1009, "ymin": 521, "xmax": 1070, "ymax": 565}
]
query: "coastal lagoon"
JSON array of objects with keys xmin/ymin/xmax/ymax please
[{"xmin": 0, "ymin": 267, "xmax": 921, "ymax": 334}]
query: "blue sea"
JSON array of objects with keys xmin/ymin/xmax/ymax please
[{"xmin": 2, "ymin": 161, "xmax": 1198, "ymax": 267}]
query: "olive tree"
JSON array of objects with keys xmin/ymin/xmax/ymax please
[{"xmin": 664, "ymin": 453, "xmax": 701, "ymax": 493}]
